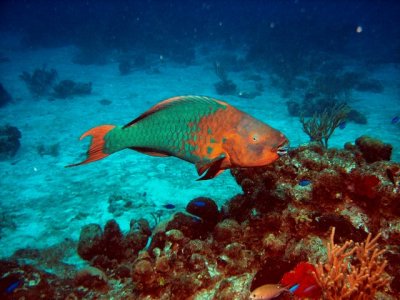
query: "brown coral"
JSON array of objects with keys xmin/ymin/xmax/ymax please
[{"xmin": 314, "ymin": 227, "xmax": 391, "ymax": 299}]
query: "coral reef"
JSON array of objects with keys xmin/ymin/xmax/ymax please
[
  {"xmin": 314, "ymin": 227, "xmax": 390, "ymax": 300},
  {"xmin": 0, "ymin": 83, "xmax": 12, "ymax": 107},
  {"xmin": 0, "ymin": 125, "xmax": 22, "ymax": 160},
  {"xmin": 19, "ymin": 66, "xmax": 58, "ymax": 97},
  {"xmin": 286, "ymin": 71, "xmax": 374, "ymax": 125},
  {"xmin": 19, "ymin": 67, "xmax": 91, "ymax": 99},
  {"xmin": 52, "ymin": 80, "xmax": 92, "ymax": 99},
  {"xmin": 3, "ymin": 137, "xmax": 400, "ymax": 299}
]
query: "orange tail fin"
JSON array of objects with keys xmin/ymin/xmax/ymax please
[{"xmin": 66, "ymin": 125, "xmax": 116, "ymax": 167}]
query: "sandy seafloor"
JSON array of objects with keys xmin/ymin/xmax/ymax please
[{"xmin": 0, "ymin": 41, "xmax": 399, "ymax": 267}]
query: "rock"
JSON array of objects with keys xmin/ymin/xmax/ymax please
[
  {"xmin": 355, "ymin": 135, "xmax": 392, "ymax": 163},
  {"xmin": 0, "ymin": 83, "xmax": 12, "ymax": 107},
  {"xmin": 213, "ymin": 219, "xmax": 241, "ymax": 244},
  {"xmin": 77, "ymin": 224, "xmax": 103, "ymax": 261},
  {"xmin": 186, "ymin": 197, "xmax": 221, "ymax": 228},
  {"xmin": 166, "ymin": 212, "xmax": 209, "ymax": 239},
  {"xmin": 0, "ymin": 125, "xmax": 22, "ymax": 160},
  {"xmin": 75, "ymin": 266, "xmax": 108, "ymax": 290},
  {"xmin": 102, "ymin": 220, "xmax": 125, "ymax": 261}
]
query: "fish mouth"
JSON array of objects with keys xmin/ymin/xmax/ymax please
[{"xmin": 277, "ymin": 141, "xmax": 290, "ymax": 156}]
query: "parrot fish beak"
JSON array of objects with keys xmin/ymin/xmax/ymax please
[{"xmin": 277, "ymin": 141, "xmax": 290, "ymax": 156}]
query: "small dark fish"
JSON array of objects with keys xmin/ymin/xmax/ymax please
[
  {"xmin": 299, "ymin": 179, "xmax": 312, "ymax": 186},
  {"xmin": 338, "ymin": 121, "xmax": 346, "ymax": 129},
  {"xmin": 193, "ymin": 200, "xmax": 206, "ymax": 207},
  {"xmin": 163, "ymin": 204, "xmax": 175, "ymax": 209},
  {"xmin": 391, "ymin": 116, "xmax": 400, "ymax": 124},
  {"xmin": 191, "ymin": 216, "xmax": 202, "ymax": 223}
]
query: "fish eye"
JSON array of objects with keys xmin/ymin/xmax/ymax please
[{"xmin": 250, "ymin": 133, "xmax": 260, "ymax": 142}]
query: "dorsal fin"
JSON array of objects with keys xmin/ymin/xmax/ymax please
[{"xmin": 123, "ymin": 95, "xmax": 227, "ymax": 129}]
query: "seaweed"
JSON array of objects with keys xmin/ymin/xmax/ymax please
[
  {"xmin": 213, "ymin": 61, "xmax": 237, "ymax": 95},
  {"xmin": 0, "ymin": 124, "xmax": 22, "ymax": 160},
  {"xmin": 0, "ymin": 83, "xmax": 12, "ymax": 107},
  {"xmin": 19, "ymin": 66, "xmax": 57, "ymax": 97},
  {"xmin": 300, "ymin": 103, "xmax": 349, "ymax": 148},
  {"xmin": 287, "ymin": 71, "xmax": 369, "ymax": 124}
]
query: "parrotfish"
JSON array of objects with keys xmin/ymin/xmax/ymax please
[{"xmin": 68, "ymin": 96, "xmax": 289, "ymax": 180}]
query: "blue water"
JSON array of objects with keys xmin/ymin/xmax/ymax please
[{"xmin": 0, "ymin": 0, "xmax": 399, "ymax": 297}]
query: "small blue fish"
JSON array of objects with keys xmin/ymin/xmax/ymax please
[
  {"xmin": 289, "ymin": 283, "xmax": 300, "ymax": 293},
  {"xmin": 1, "ymin": 274, "xmax": 21, "ymax": 295},
  {"xmin": 299, "ymin": 179, "xmax": 312, "ymax": 186},
  {"xmin": 338, "ymin": 121, "xmax": 346, "ymax": 129},
  {"xmin": 193, "ymin": 200, "xmax": 206, "ymax": 207},
  {"xmin": 163, "ymin": 203, "xmax": 175, "ymax": 209},
  {"xmin": 391, "ymin": 116, "xmax": 400, "ymax": 124},
  {"xmin": 5, "ymin": 280, "xmax": 20, "ymax": 294},
  {"xmin": 191, "ymin": 216, "xmax": 202, "ymax": 223}
]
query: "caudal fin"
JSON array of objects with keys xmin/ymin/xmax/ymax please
[{"xmin": 66, "ymin": 125, "xmax": 116, "ymax": 167}]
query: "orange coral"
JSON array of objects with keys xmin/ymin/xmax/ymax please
[{"xmin": 313, "ymin": 227, "xmax": 390, "ymax": 299}]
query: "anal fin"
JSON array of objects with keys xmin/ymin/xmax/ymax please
[{"xmin": 129, "ymin": 147, "xmax": 171, "ymax": 157}]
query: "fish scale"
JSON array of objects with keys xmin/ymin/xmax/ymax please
[{"xmin": 111, "ymin": 97, "xmax": 224, "ymax": 162}]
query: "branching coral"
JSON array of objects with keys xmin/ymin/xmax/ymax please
[
  {"xmin": 213, "ymin": 61, "xmax": 237, "ymax": 95},
  {"xmin": 300, "ymin": 103, "xmax": 349, "ymax": 148},
  {"xmin": 314, "ymin": 227, "xmax": 390, "ymax": 299},
  {"xmin": 19, "ymin": 66, "xmax": 57, "ymax": 97}
]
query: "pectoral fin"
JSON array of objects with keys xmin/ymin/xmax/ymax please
[{"xmin": 195, "ymin": 155, "xmax": 226, "ymax": 180}]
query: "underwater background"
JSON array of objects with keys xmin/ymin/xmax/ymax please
[{"xmin": 0, "ymin": 0, "xmax": 399, "ymax": 299}]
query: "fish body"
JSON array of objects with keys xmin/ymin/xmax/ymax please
[
  {"xmin": 338, "ymin": 121, "xmax": 346, "ymax": 129},
  {"xmin": 193, "ymin": 200, "xmax": 206, "ymax": 207},
  {"xmin": 163, "ymin": 204, "xmax": 175, "ymax": 209},
  {"xmin": 68, "ymin": 96, "xmax": 288, "ymax": 180},
  {"xmin": 391, "ymin": 116, "xmax": 400, "ymax": 124},
  {"xmin": 299, "ymin": 179, "xmax": 312, "ymax": 186},
  {"xmin": 249, "ymin": 284, "xmax": 288, "ymax": 300},
  {"xmin": 0, "ymin": 274, "xmax": 21, "ymax": 295}
]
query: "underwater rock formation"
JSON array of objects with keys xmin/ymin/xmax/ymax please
[
  {"xmin": 19, "ymin": 66, "xmax": 58, "ymax": 97},
  {"xmin": 0, "ymin": 125, "xmax": 22, "ymax": 160},
  {"xmin": 4, "ymin": 137, "xmax": 400, "ymax": 299},
  {"xmin": 52, "ymin": 79, "xmax": 92, "ymax": 99},
  {"xmin": 354, "ymin": 135, "xmax": 393, "ymax": 163},
  {"xmin": 0, "ymin": 83, "xmax": 12, "ymax": 107},
  {"xmin": 213, "ymin": 61, "xmax": 237, "ymax": 95}
]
